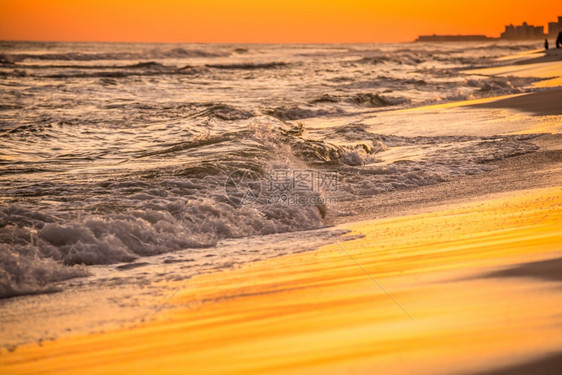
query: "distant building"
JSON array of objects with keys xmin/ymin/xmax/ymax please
[
  {"xmin": 547, "ymin": 16, "xmax": 562, "ymax": 38},
  {"xmin": 501, "ymin": 22, "xmax": 545, "ymax": 40},
  {"xmin": 413, "ymin": 16, "xmax": 561, "ymax": 43}
]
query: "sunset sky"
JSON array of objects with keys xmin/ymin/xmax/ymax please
[{"xmin": 0, "ymin": 0, "xmax": 560, "ymax": 43}]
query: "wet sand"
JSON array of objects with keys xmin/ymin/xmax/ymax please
[{"xmin": 1, "ymin": 186, "xmax": 561, "ymax": 375}]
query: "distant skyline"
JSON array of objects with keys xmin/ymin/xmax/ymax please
[{"xmin": 0, "ymin": 1, "xmax": 561, "ymax": 43}]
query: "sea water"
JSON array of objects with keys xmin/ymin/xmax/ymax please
[{"xmin": 0, "ymin": 41, "xmax": 545, "ymax": 346}]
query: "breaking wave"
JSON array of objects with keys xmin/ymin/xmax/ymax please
[{"xmin": 0, "ymin": 120, "xmax": 541, "ymax": 298}]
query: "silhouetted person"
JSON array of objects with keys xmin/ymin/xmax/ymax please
[
  {"xmin": 557, "ymin": 32, "xmax": 562, "ymax": 49},
  {"xmin": 545, "ymin": 39, "xmax": 549, "ymax": 50}
]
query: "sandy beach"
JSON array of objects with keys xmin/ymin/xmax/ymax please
[
  {"xmin": 1, "ymin": 48, "xmax": 562, "ymax": 375},
  {"xmin": 1, "ymin": 187, "xmax": 561, "ymax": 375}
]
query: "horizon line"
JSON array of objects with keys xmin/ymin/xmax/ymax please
[{"xmin": 0, "ymin": 39, "xmax": 418, "ymax": 45}]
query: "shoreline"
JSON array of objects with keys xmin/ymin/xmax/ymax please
[
  {"xmin": 464, "ymin": 48, "xmax": 562, "ymax": 88},
  {"xmin": 327, "ymin": 132, "xmax": 561, "ymax": 226},
  {"xmin": 2, "ymin": 186, "xmax": 561, "ymax": 374},
  {"xmin": 1, "ymin": 49, "xmax": 562, "ymax": 374}
]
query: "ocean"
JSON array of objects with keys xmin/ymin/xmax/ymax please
[{"xmin": 0, "ymin": 41, "xmax": 545, "ymax": 343}]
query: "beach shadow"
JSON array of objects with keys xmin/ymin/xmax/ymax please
[
  {"xmin": 481, "ymin": 256, "xmax": 562, "ymax": 283},
  {"xmin": 473, "ymin": 352, "xmax": 562, "ymax": 375},
  {"xmin": 468, "ymin": 89, "xmax": 562, "ymax": 116}
]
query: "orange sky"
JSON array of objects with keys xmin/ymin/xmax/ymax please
[{"xmin": 0, "ymin": 1, "xmax": 560, "ymax": 43}]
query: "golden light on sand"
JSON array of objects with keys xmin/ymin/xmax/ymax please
[
  {"xmin": 0, "ymin": 0, "xmax": 560, "ymax": 42},
  {"xmin": 2, "ymin": 187, "xmax": 562, "ymax": 374}
]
